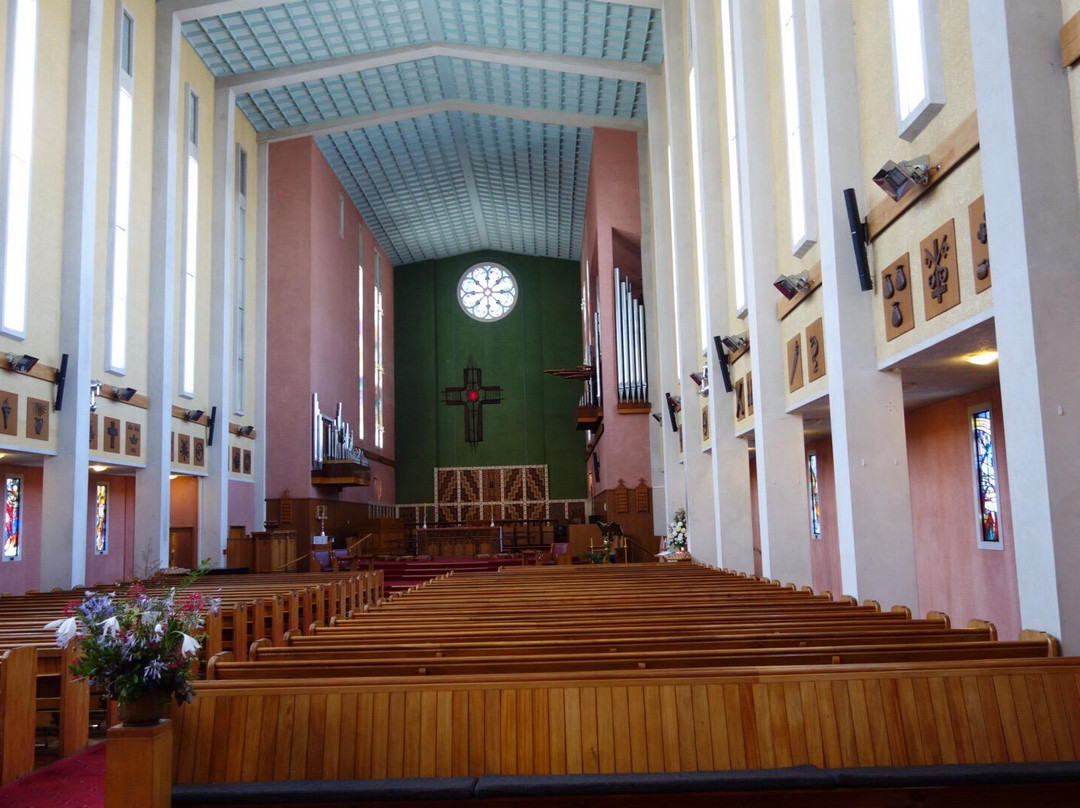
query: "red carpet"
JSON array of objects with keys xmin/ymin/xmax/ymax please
[{"xmin": 0, "ymin": 744, "xmax": 105, "ymax": 808}]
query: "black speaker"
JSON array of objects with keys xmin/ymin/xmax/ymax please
[
  {"xmin": 664, "ymin": 392, "xmax": 679, "ymax": 433},
  {"xmin": 843, "ymin": 188, "xmax": 873, "ymax": 292},
  {"xmin": 713, "ymin": 336, "xmax": 734, "ymax": 393},
  {"xmin": 53, "ymin": 353, "xmax": 69, "ymax": 411}
]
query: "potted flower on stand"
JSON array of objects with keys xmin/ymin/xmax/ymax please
[
  {"xmin": 665, "ymin": 508, "xmax": 691, "ymax": 561},
  {"xmin": 45, "ymin": 572, "xmax": 216, "ymax": 726}
]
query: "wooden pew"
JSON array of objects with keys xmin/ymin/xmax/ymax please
[
  {"xmin": 170, "ymin": 658, "xmax": 1080, "ymax": 782},
  {"xmin": 0, "ymin": 646, "xmax": 35, "ymax": 784}
]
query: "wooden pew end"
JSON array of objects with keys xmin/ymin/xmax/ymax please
[
  {"xmin": 1019, "ymin": 629, "xmax": 1061, "ymax": 657},
  {"xmin": 967, "ymin": 619, "xmax": 998, "ymax": 642},
  {"xmin": 926, "ymin": 610, "xmax": 951, "ymax": 628},
  {"xmin": 205, "ymin": 651, "xmax": 235, "ymax": 681}
]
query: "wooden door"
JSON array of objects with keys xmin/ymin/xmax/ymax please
[{"xmin": 168, "ymin": 527, "xmax": 196, "ymax": 570}]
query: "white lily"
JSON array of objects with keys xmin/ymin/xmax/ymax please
[
  {"xmin": 44, "ymin": 616, "xmax": 79, "ymax": 647},
  {"xmin": 100, "ymin": 616, "xmax": 120, "ymax": 637},
  {"xmin": 179, "ymin": 632, "xmax": 201, "ymax": 657}
]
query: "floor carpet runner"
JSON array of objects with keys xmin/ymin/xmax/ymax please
[{"xmin": 0, "ymin": 743, "xmax": 105, "ymax": 808}]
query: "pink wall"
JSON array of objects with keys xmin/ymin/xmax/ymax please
[
  {"xmin": 0, "ymin": 466, "xmax": 42, "ymax": 595},
  {"xmin": 267, "ymin": 138, "xmax": 395, "ymax": 506},
  {"xmin": 84, "ymin": 475, "xmax": 136, "ymax": 587},
  {"xmin": 580, "ymin": 128, "xmax": 650, "ymax": 493},
  {"xmin": 806, "ymin": 438, "xmax": 842, "ymax": 596},
  {"xmin": 906, "ymin": 386, "xmax": 1020, "ymax": 639},
  {"xmin": 228, "ymin": 480, "xmax": 255, "ymax": 534}
]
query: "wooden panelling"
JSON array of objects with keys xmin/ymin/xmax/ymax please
[
  {"xmin": 171, "ymin": 661, "xmax": 1080, "ymax": 783},
  {"xmin": 1061, "ymin": 11, "xmax": 1080, "ymax": 68}
]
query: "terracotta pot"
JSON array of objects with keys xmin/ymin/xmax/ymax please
[{"xmin": 117, "ymin": 694, "xmax": 168, "ymax": 727}]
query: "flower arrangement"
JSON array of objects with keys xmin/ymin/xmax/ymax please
[
  {"xmin": 667, "ymin": 508, "xmax": 688, "ymax": 553},
  {"xmin": 45, "ymin": 571, "xmax": 217, "ymax": 707}
]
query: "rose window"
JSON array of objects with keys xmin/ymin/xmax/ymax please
[{"xmin": 457, "ymin": 263, "xmax": 518, "ymax": 322}]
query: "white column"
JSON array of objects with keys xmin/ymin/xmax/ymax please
[
  {"xmin": 661, "ymin": 0, "xmax": 718, "ymax": 563},
  {"xmin": 637, "ymin": 124, "xmax": 667, "ymax": 536},
  {"xmin": 733, "ymin": 0, "xmax": 812, "ymax": 585},
  {"xmin": 203, "ymin": 86, "xmax": 236, "ymax": 565},
  {"xmin": 970, "ymin": 2, "xmax": 1080, "ymax": 650},
  {"xmin": 253, "ymin": 142, "xmax": 269, "ymax": 529},
  {"xmin": 688, "ymin": 0, "xmax": 754, "ymax": 572},
  {"xmin": 644, "ymin": 77, "xmax": 685, "ymax": 524},
  {"xmin": 39, "ymin": 0, "xmax": 103, "ymax": 589},
  {"xmin": 133, "ymin": 5, "xmax": 180, "ymax": 574},
  {"xmin": 804, "ymin": 0, "xmax": 918, "ymax": 608}
]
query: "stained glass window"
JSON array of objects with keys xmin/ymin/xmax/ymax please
[
  {"xmin": 3, "ymin": 477, "xmax": 21, "ymax": 560},
  {"xmin": 457, "ymin": 263, "xmax": 518, "ymax": 322},
  {"xmin": 971, "ymin": 407, "xmax": 1000, "ymax": 545},
  {"xmin": 807, "ymin": 453, "xmax": 821, "ymax": 539},
  {"xmin": 94, "ymin": 484, "xmax": 109, "ymax": 555}
]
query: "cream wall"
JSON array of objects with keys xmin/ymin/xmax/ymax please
[
  {"xmin": 172, "ymin": 40, "xmax": 216, "ymax": 412},
  {"xmin": 0, "ymin": 0, "xmax": 73, "ymax": 456},
  {"xmin": 854, "ymin": 0, "xmax": 992, "ymax": 363}
]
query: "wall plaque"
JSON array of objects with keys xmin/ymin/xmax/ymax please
[
  {"xmin": 104, "ymin": 417, "xmax": 121, "ymax": 454},
  {"xmin": 125, "ymin": 422, "xmax": 141, "ymax": 457},
  {"xmin": 25, "ymin": 398, "xmax": 49, "ymax": 441},
  {"xmin": 806, "ymin": 318, "xmax": 827, "ymax": 382},
  {"xmin": 243, "ymin": 449, "xmax": 252, "ymax": 475},
  {"xmin": 700, "ymin": 399, "xmax": 710, "ymax": 444},
  {"xmin": 745, "ymin": 372, "xmax": 754, "ymax": 416},
  {"xmin": 882, "ymin": 253, "xmax": 916, "ymax": 341},
  {"xmin": 171, "ymin": 432, "xmax": 175, "ymax": 462},
  {"xmin": 921, "ymin": 219, "xmax": 960, "ymax": 319},
  {"xmin": 968, "ymin": 196, "xmax": 991, "ymax": 294},
  {"xmin": 787, "ymin": 334, "xmax": 804, "ymax": 393},
  {"xmin": 0, "ymin": 391, "xmax": 18, "ymax": 436},
  {"xmin": 193, "ymin": 437, "xmax": 205, "ymax": 467},
  {"xmin": 89, "ymin": 413, "xmax": 98, "ymax": 450},
  {"xmin": 232, "ymin": 446, "xmax": 242, "ymax": 473},
  {"xmin": 178, "ymin": 434, "xmax": 190, "ymax": 464},
  {"xmin": 734, "ymin": 377, "xmax": 746, "ymax": 421}
]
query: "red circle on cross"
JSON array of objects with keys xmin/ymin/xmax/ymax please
[{"xmin": 466, "ymin": 389, "xmax": 480, "ymax": 402}]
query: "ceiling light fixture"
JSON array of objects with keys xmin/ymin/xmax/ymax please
[{"xmin": 965, "ymin": 350, "xmax": 999, "ymax": 366}]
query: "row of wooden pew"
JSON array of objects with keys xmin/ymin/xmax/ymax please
[
  {"xmin": 168, "ymin": 563, "xmax": 1080, "ymax": 791},
  {"xmin": 0, "ymin": 569, "xmax": 383, "ymax": 784}
]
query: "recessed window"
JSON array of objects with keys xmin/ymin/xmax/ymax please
[
  {"xmin": 180, "ymin": 87, "xmax": 199, "ymax": 397},
  {"xmin": 889, "ymin": 0, "xmax": 944, "ymax": 141},
  {"xmin": 338, "ymin": 194, "xmax": 345, "ymax": 238},
  {"xmin": 233, "ymin": 145, "xmax": 247, "ymax": 414},
  {"xmin": 720, "ymin": 0, "xmax": 746, "ymax": 314},
  {"xmin": 94, "ymin": 484, "xmax": 109, "ymax": 555},
  {"xmin": 807, "ymin": 453, "xmax": 821, "ymax": 539},
  {"xmin": 457, "ymin": 262, "xmax": 518, "ymax": 322},
  {"xmin": 3, "ymin": 476, "xmax": 22, "ymax": 561},
  {"xmin": 1, "ymin": 0, "xmax": 38, "ymax": 338},
  {"xmin": 970, "ymin": 405, "xmax": 1002, "ymax": 549},
  {"xmin": 107, "ymin": 6, "xmax": 135, "ymax": 373},
  {"xmin": 357, "ymin": 243, "xmax": 364, "ymax": 441},
  {"xmin": 778, "ymin": 0, "xmax": 816, "ymax": 257}
]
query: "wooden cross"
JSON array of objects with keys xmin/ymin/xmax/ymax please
[
  {"xmin": 106, "ymin": 419, "xmax": 120, "ymax": 451},
  {"xmin": 443, "ymin": 358, "xmax": 502, "ymax": 447}
]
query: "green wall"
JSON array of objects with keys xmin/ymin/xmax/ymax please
[{"xmin": 394, "ymin": 250, "xmax": 585, "ymax": 502}]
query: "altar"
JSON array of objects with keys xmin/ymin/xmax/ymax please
[{"xmin": 414, "ymin": 525, "xmax": 503, "ymax": 557}]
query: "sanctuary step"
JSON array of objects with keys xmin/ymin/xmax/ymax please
[{"xmin": 370, "ymin": 556, "xmax": 525, "ymax": 595}]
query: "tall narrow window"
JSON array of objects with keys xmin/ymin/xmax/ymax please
[
  {"xmin": 686, "ymin": 15, "xmax": 709, "ymax": 352},
  {"xmin": 970, "ymin": 406, "xmax": 1001, "ymax": 548},
  {"xmin": 180, "ymin": 87, "xmax": 199, "ymax": 397},
  {"xmin": 889, "ymin": 0, "xmax": 943, "ymax": 141},
  {"xmin": 338, "ymin": 194, "xmax": 345, "ymax": 238},
  {"xmin": 94, "ymin": 484, "xmax": 109, "ymax": 555},
  {"xmin": 3, "ymin": 476, "xmax": 21, "ymax": 560},
  {"xmin": 107, "ymin": 7, "xmax": 135, "ymax": 372},
  {"xmin": 777, "ymin": 0, "xmax": 815, "ymax": 256},
  {"xmin": 720, "ymin": 0, "xmax": 746, "ymax": 313},
  {"xmin": 233, "ymin": 145, "xmax": 247, "ymax": 413},
  {"xmin": 374, "ymin": 251, "xmax": 384, "ymax": 449},
  {"xmin": 357, "ymin": 246, "xmax": 364, "ymax": 442},
  {"xmin": 1, "ymin": 0, "xmax": 37, "ymax": 337},
  {"xmin": 807, "ymin": 453, "xmax": 821, "ymax": 539}
]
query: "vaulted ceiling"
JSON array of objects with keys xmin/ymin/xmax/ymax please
[{"xmin": 174, "ymin": 0, "xmax": 665, "ymax": 265}]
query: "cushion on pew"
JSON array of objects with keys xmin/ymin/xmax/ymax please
[
  {"xmin": 473, "ymin": 767, "xmax": 833, "ymax": 797},
  {"xmin": 173, "ymin": 777, "xmax": 478, "ymax": 804},
  {"xmin": 830, "ymin": 761, "xmax": 1080, "ymax": 788}
]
